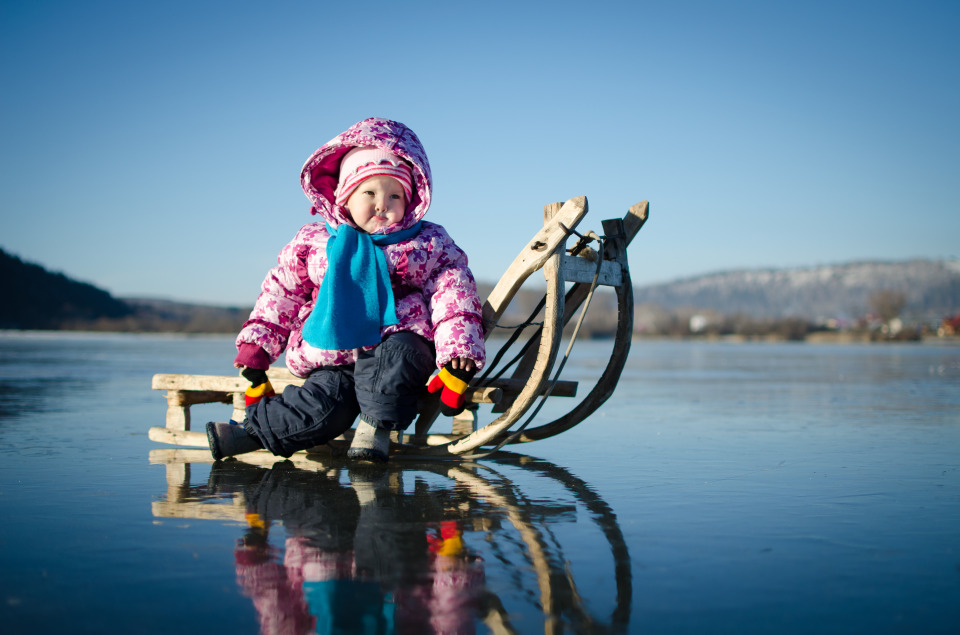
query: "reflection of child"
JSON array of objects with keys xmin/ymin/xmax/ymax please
[
  {"xmin": 231, "ymin": 466, "xmax": 485, "ymax": 635},
  {"xmin": 427, "ymin": 521, "xmax": 485, "ymax": 635},
  {"xmin": 234, "ymin": 515, "xmax": 316, "ymax": 635},
  {"xmin": 239, "ymin": 520, "xmax": 484, "ymax": 635},
  {"xmin": 207, "ymin": 118, "xmax": 485, "ymax": 462}
]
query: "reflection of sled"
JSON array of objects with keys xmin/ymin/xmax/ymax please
[
  {"xmin": 149, "ymin": 449, "xmax": 632, "ymax": 632},
  {"xmin": 149, "ymin": 197, "xmax": 648, "ymax": 457}
]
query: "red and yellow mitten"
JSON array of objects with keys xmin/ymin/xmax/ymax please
[
  {"xmin": 241, "ymin": 367, "xmax": 276, "ymax": 407},
  {"xmin": 427, "ymin": 521, "xmax": 464, "ymax": 557},
  {"xmin": 427, "ymin": 363, "xmax": 476, "ymax": 416}
]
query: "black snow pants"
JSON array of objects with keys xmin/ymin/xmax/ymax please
[{"xmin": 244, "ymin": 332, "xmax": 435, "ymax": 458}]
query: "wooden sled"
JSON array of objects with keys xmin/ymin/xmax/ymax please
[{"xmin": 149, "ymin": 196, "xmax": 648, "ymax": 458}]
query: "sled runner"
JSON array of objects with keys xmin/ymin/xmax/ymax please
[{"xmin": 149, "ymin": 196, "xmax": 648, "ymax": 458}]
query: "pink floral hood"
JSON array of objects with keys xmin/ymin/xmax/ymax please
[{"xmin": 300, "ymin": 117, "xmax": 431, "ymax": 233}]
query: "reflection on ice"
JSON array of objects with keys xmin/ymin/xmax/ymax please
[{"xmin": 149, "ymin": 449, "xmax": 631, "ymax": 634}]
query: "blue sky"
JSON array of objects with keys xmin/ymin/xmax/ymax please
[{"xmin": 2, "ymin": 0, "xmax": 958, "ymax": 306}]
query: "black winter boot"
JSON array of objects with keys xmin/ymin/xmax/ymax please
[{"xmin": 206, "ymin": 421, "xmax": 263, "ymax": 460}]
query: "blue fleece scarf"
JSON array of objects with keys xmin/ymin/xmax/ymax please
[{"xmin": 302, "ymin": 221, "xmax": 422, "ymax": 350}]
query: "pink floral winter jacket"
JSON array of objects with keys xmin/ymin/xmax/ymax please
[{"xmin": 236, "ymin": 118, "xmax": 486, "ymax": 378}]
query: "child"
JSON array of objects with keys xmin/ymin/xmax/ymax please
[{"xmin": 207, "ymin": 118, "xmax": 486, "ymax": 462}]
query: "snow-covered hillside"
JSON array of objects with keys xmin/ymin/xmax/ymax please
[{"xmin": 634, "ymin": 259, "xmax": 960, "ymax": 321}]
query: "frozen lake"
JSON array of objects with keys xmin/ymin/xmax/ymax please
[{"xmin": 1, "ymin": 333, "xmax": 958, "ymax": 633}]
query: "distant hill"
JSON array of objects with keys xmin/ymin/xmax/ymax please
[
  {"xmin": 1, "ymin": 247, "xmax": 133, "ymax": 329},
  {"xmin": 634, "ymin": 259, "xmax": 960, "ymax": 322},
  {"xmin": 1, "ymin": 248, "xmax": 249, "ymax": 332}
]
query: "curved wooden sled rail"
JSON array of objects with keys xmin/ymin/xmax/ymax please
[
  {"xmin": 401, "ymin": 196, "xmax": 586, "ymax": 457},
  {"xmin": 488, "ymin": 200, "xmax": 648, "ymax": 446},
  {"xmin": 400, "ymin": 197, "xmax": 647, "ymax": 457}
]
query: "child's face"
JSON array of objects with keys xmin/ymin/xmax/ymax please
[{"xmin": 344, "ymin": 175, "xmax": 407, "ymax": 233}]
